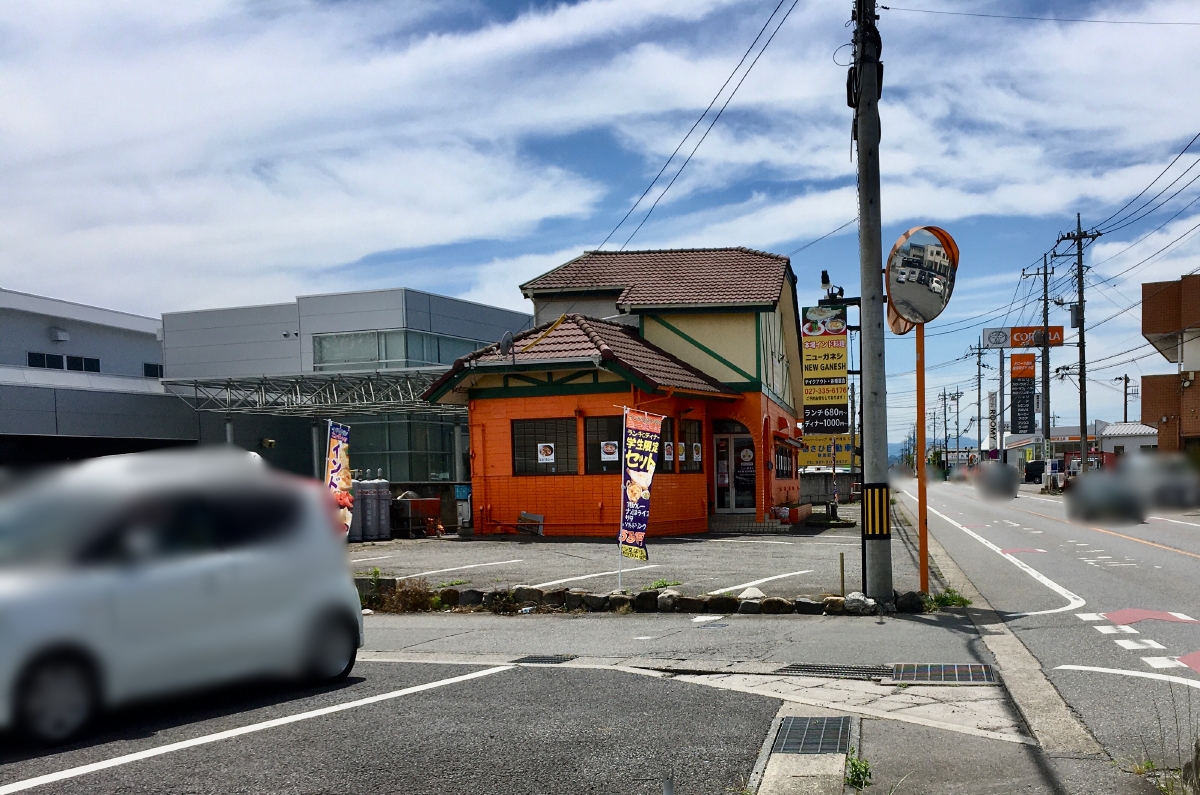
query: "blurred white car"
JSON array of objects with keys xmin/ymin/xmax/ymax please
[{"xmin": 0, "ymin": 449, "xmax": 363, "ymax": 744}]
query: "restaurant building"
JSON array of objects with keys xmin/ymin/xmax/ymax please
[{"xmin": 424, "ymin": 248, "xmax": 808, "ymax": 536}]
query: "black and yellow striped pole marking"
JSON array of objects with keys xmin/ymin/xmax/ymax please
[{"xmin": 861, "ymin": 482, "xmax": 891, "ymax": 538}]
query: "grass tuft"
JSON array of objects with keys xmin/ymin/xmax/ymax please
[
  {"xmin": 650, "ymin": 579, "xmax": 682, "ymax": 590},
  {"xmin": 922, "ymin": 587, "xmax": 972, "ymax": 611},
  {"xmin": 845, "ymin": 746, "xmax": 873, "ymax": 791}
]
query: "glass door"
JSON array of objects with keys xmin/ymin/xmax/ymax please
[{"xmin": 714, "ymin": 434, "xmax": 756, "ymax": 513}]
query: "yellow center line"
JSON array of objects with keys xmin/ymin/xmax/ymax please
[{"xmin": 1014, "ymin": 506, "xmax": 1200, "ymax": 562}]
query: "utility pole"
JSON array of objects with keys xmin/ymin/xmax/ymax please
[
  {"xmin": 1057, "ymin": 214, "xmax": 1101, "ymax": 473},
  {"xmin": 999, "ymin": 348, "xmax": 1006, "ymax": 464},
  {"xmin": 1024, "ymin": 255, "xmax": 1054, "ymax": 465},
  {"xmin": 941, "ymin": 388, "xmax": 949, "ymax": 468},
  {"xmin": 951, "ymin": 390, "xmax": 963, "ymax": 467},
  {"xmin": 973, "ymin": 344, "xmax": 984, "ymax": 464},
  {"xmin": 1116, "ymin": 374, "xmax": 1130, "ymax": 423},
  {"xmin": 850, "ymin": 0, "xmax": 891, "ymax": 602}
]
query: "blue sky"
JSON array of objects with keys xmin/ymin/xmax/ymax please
[{"xmin": 1, "ymin": 0, "xmax": 1198, "ymax": 440}]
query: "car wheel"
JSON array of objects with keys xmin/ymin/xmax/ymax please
[
  {"xmin": 16, "ymin": 654, "xmax": 97, "ymax": 745},
  {"xmin": 306, "ymin": 614, "xmax": 357, "ymax": 683}
]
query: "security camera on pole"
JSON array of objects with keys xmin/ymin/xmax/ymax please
[{"xmin": 885, "ymin": 226, "xmax": 961, "ymax": 594}]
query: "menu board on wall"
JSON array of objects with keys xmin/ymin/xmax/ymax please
[{"xmin": 801, "ymin": 305, "xmax": 849, "ymax": 434}]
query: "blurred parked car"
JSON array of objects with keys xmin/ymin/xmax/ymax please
[
  {"xmin": 977, "ymin": 461, "xmax": 1019, "ymax": 500},
  {"xmin": 1119, "ymin": 452, "xmax": 1200, "ymax": 510},
  {"xmin": 0, "ymin": 448, "xmax": 362, "ymax": 744},
  {"xmin": 1064, "ymin": 469, "xmax": 1145, "ymax": 523}
]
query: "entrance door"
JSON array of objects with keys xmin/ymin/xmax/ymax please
[{"xmin": 714, "ymin": 434, "xmax": 757, "ymax": 513}]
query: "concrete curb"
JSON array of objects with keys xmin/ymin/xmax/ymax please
[{"xmin": 893, "ymin": 498, "xmax": 1104, "ymax": 757}]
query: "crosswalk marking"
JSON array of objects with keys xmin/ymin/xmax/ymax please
[
  {"xmin": 1143, "ymin": 657, "xmax": 1189, "ymax": 669},
  {"xmin": 1096, "ymin": 625, "xmax": 1138, "ymax": 635},
  {"xmin": 1116, "ymin": 639, "xmax": 1166, "ymax": 650},
  {"xmin": 1075, "ymin": 613, "xmax": 1104, "ymax": 621}
]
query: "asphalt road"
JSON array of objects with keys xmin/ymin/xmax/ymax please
[
  {"xmin": 0, "ymin": 663, "xmax": 779, "ymax": 795},
  {"xmin": 896, "ymin": 479, "xmax": 1200, "ymax": 769}
]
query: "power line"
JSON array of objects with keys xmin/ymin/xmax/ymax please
[
  {"xmin": 879, "ymin": 6, "xmax": 1200, "ymax": 26},
  {"xmin": 787, "ymin": 218, "xmax": 856, "ymax": 257},
  {"xmin": 1097, "ymin": 158, "xmax": 1200, "ymax": 235},
  {"xmin": 1095, "ymin": 131, "xmax": 1200, "ymax": 230},
  {"xmin": 595, "ymin": 0, "xmax": 790, "ymax": 250},
  {"xmin": 620, "ymin": 0, "xmax": 800, "ymax": 249}
]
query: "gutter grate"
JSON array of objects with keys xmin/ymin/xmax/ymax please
[
  {"xmin": 513, "ymin": 654, "xmax": 577, "ymax": 665},
  {"xmin": 772, "ymin": 716, "xmax": 851, "ymax": 755},
  {"xmin": 892, "ymin": 663, "xmax": 997, "ymax": 684},
  {"xmin": 774, "ymin": 663, "xmax": 892, "ymax": 680}
]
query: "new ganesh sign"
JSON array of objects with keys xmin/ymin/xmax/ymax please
[
  {"xmin": 801, "ymin": 305, "xmax": 849, "ymax": 434},
  {"xmin": 619, "ymin": 408, "xmax": 663, "ymax": 561}
]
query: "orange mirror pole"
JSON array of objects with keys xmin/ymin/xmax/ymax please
[{"xmin": 916, "ymin": 322, "xmax": 929, "ymax": 593}]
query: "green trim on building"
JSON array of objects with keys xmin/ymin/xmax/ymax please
[
  {"xmin": 755, "ymin": 312, "xmax": 761, "ymax": 381},
  {"xmin": 722, "ymin": 379, "xmax": 762, "ymax": 393},
  {"xmin": 503, "ymin": 373, "xmax": 545, "ymax": 387},
  {"xmin": 602, "ymin": 361, "xmax": 659, "ymax": 395},
  {"xmin": 645, "ymin": 315, "xmax": 756, "ymax": 382},
  {"xmin": 468, "ymin": 382, "xmax": 629, "ymax": 399}
]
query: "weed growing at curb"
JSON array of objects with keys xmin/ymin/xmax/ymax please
[
  {"xmin": 922, "ymin": 587, "xmax": 972, "ymax": 611},
  {"xmin": 615, "ymin": 602, "xmax": 634, "ymax": 615},
  {"xmin": 439, "ymin": 579, "xmax": 470, "ymax": 588},
  {"xmin": 845, "ymin": 746, "xmax": 873, "ymax": 791},
  {"xmin": 650, "ymin": 579, "xmax": 682, "ymax": 589}
]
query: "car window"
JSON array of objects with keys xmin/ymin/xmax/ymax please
[{"xmin": 208, "ymin": 490, "xmax": 302, "ymax": 550}]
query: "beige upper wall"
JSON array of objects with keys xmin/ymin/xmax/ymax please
[
  {"xmin": 641, "ymin": 313, "xmax": 758, "ymax": 384},
  {"xmin": 777, "ymin": 287, "xmax": 803, "ymax": 409}
]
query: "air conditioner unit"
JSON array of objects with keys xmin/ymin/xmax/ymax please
[{"xmin": 48, "ymin": 327, "xmax": 70, "ymax": 342}]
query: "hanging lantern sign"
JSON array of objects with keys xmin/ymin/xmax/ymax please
[{"xmin": 886, "ymin": 226, "xmax": 960, "ymax": 325}]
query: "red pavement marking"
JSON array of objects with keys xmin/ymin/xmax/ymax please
[
  {"xmin": 1179, "ymin": 651, "xmax": 1200, "ymax": 675},
  {"xmin": 1001, "ymin": 548, "xmax": 1045, "ymax": 554},
  {"xmin": 1102, "ymin": 609, "xmax": 1200, "ymax": 625}
]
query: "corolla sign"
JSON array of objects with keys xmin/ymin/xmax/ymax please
[{"xmin": 886, "ymin": 226, "xmax": 960, "ymax": 325}]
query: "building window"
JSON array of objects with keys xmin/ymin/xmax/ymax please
[
  {"xmin": 654, "ymin": 418, "xmax": 676, "ymax": 474},
  {"xmin": 775, "ymin": 445, "xmax": 794, "ymax": 479},
  {"xmin": 144, "ymin": 363, "xmax": 164, "ymax": 378},
  {"xmin": 512, "ymin": 419, "xmax": 577, "ymax": 475},
  {"xmin": 335, "ymin": 413, "xmax": 460, "ymax": 482},
  {"xmin": 585, "ymin": 416, "xmax": 623, "ymax": 474},
  {"xmin": 29, "ymin": 352, "xmax": 99, "ymax": 372},
  {"xmin": 1113, "ymin": 445, "xmax": 1124, "ymax": 456},
  {"xmin": 313, "ymin": 329, "xmax": 489, "ymax": 371},
  {"xmin": 679, "ymin": 419, "xmax": 703, "ymax": 473}
]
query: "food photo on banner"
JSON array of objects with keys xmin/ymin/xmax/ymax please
[
  {"xmin": 801, "ymin": 305, "xmax": 849, "ymax": 434},
  {"xmin": 619, "ymin": 408, "xmax": 664, "ymax": 561},
  {"xmin": 324, "ymin": 421, "xmax": 353, "ymax": 534}
]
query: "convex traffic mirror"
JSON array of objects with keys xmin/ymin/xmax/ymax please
[{"xmin": 886, "ymin": 226, "xmax": 960, "ymax": 326}]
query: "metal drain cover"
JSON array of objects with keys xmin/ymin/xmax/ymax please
[
  {"xmin": 892, "ymin": 663, "xmax": 997, "ymax": 683},
  {"xmin": 513, "ymin": 654, "xmax": 577, "ymax": 665},
  {"xmin": 774, "ymin": 663, "xmax": 892, "ymax": 680},
  {"xmin": 772, "ymin": 716, "xmax": 851, "ymax": 755}
]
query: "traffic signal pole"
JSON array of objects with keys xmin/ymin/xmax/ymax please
[{"xmin": 852, "ymin": 0, "xmax": 892, "ymax": 603}]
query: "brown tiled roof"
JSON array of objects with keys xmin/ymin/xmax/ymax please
[
  {"xmin": 519, "ymin": 247, "xmax": 791, "ymax": 309},
  {"xmin": 423, "ymin": 314, "xmax": 737, "ymax": 400}
]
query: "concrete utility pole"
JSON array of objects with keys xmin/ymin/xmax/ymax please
[
  {"xmin": 1024, "ymin": 255, "xmax": 1054, "ymax": 463},
  {"xmin": 1057, "ymin": 214, "xmax": 1101, "ymax": 473},
  {"xmin": 1116, "ymin": 374, "xmax": 1130, "ymax": 423},
  {"xmin": 850, "ymin": 0, "xmax": 891, "ymax": 602},
  {"xmin": 973, "ymin": 344, "xmax": 984, "ymax": 464},
  {"xmin": 998, "ymin": 348, "xmax": 1006, "ymax": 464},
  {"xmin": 941, "ymin": 388, "xmax": 949, "ymax": 467},
  {"xmin": 951, "ymin": 390, "xmax": 963, "ymax": 466}
]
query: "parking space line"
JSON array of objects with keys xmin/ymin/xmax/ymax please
[
  {"xmin": 708, "ymin": 538, "xmax": 794, "ymax": 545},
  {"xmin": 400, "ymin": 560, "xmax": 523, "ymax": 580},
  {"xmin": 532, "ymin": 565, "xmax": 658, "ymax": 588},
  {"xmin": 1150, "ymin": 516, "xmax": 1200, "ymax": 528},
  {"xmin": 707, "ymin": 570, "xmax": 813, "ymax": 594},
  {"xmin": 0, "ymin": 666, "xmax": 514, "ymax": 795},
  {"xmin": 351, "ymin": 555, "xmax": 394, "ymax": 563}
]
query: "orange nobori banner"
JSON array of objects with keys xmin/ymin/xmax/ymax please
[{"xmin": 1010, "ymin": 353, "xmax": 1036, "ymax": 380}]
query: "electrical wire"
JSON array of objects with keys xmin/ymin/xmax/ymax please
[
  {"xmin": 621, "ymin": 0, "xmax": 800, "ymax": 249},
  {"xmin": 595, "ymin": 0, "xmax": 790, "ymax": 250},
  {"xmin": 1095, "ymin": 130, "xmax": 1200, "ymax": 230},
  {"xmin": 787, "ymin": 218, "xmax": 856, "ymax": 257},
  {"xmin": 879, "ymin": 6, "xmax": 1200, "ymax": 26}
]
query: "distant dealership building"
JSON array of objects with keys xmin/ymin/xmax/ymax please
[
  {"xmin": 162, "ymin": 287, "xmax": 531, "ymax": 490},
  {"xmin": 1141, "ymin": 274, "xmax": 1200, "ymax": 459},
  {"xmin": 0, "ymin": 287, "xmax": 197, "ymax": 464},
  {"xmin": 425, "ymin": 248, "xmax": 808, "ymax": 536}
]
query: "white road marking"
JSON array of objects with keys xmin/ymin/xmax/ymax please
[
  {"xmin": 1057, "ymin": 665, "xmax": 1200, "ymax": 689},
  {"xmin": 706, "ymin": 570, "xmax": 813, "ymax": 594},
  {"xmin": 1076, "ymin": 613, "xmax": 1104, "ymax": 621},
  {"xmin": 1170, "ymin": 612, "xmax": 1197, "ymax": 621},
  {"xmin": 351, "ymin": 555, "xmax": 394, "ymax": 563},
  {"xmin": 707, "ymin": 538, "xmax": 794, "ymax": 545},
  {"xmin": 532, "ymin": 565, "xmax": 658, "ymax": 588},
  {"xmin": 1143, "ymin": 657, "xmax": 1189, "ymax": 669},
  {"xmin": 1116, "ymin": 639, "xmax": 1166, "ymax": 650},
  {"xmin": 0, "ymin": 666, "xmax": 514, "ymax": 795},
  {"xmin": 1029, "ymin": 531, "xmax": 1043, "ymax": 534},
  {"xmin": 1105, "ymin": 563, "xmax": 1139, "ymax": 567},
  {"xmin": 900, "ymin": 490, "xmax": 1085, "ymax": 615},
  {"xmin": 692, "ymin": 615, "xmax": 725, "ymax": 623},
  {"xmin": 1096, "ymin": 625, "xmax": 1138, "ymax": 634},
  {"xmin": 401, "ymin": 560, "xmax": 524, "ymax": 580},
  {"xmin": 1004, "ymin": 520, "xmax": 1020, "ymax": 526},
  {"xmin": 634, "ymin": 636, "xmax": 655, "ymax": 640},
  {"xmin": 1150, "ymin": 516, "xmax": 1200, "ymax": 527}
]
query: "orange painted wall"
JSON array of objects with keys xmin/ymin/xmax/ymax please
[
  {"xmin": 701, "ymin": 391, "xmax": 801, "ymax": 520},
  {"xmin": 469, "ymin": 390, "xmax": 712, "ymax": 537}
]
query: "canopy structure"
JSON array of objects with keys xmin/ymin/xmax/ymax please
[{"xmin": 164, "ymin": 369, "xmax": 466, "ymax": 419}]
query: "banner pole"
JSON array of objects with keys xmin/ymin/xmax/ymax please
[{"xmin": 916, "ymin": 323, "xmax": 929, "ymax": 593}]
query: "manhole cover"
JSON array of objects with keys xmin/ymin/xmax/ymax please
[
  {"xmin": 513, "ymin": 654, "xmax": 577, "ymax": 665},
  {"xmin": 892, "ymin": 663, "xmax": 997, "ymax": 683},
  {"xmin": 774, "ymin": 663, "xmax": 892, "ymax": 680},
  {"xmin": 772, "ymin": 716, "xmax": 851, "ymax": 755}
]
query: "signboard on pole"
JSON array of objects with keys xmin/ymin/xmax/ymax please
[
  {"xmin": 324, "ymin": 421, "xmax": 353, "ymax": 535},
  {"xmin": 801, "ymin": 305, "xmax": 849, "ymax": 434},
  {"xmin": 619, "ymin": 409, "xmax": 663, "ymax": 561},
  {"xmin": 1010, "ymin": 354, "xmax": 1036, "ymax": 435},
  {"xmin": 988, "ymin": 391, "xmax": 997, "ymax": 448},
  {"xmin": 797, "ymin": 434, "xmax": 853, "ymax": 468},
  {"xmin": 983, "ymin": 327, "xmax": 1064, "ymax": 349}
]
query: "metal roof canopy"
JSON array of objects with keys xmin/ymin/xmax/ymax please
[{"xmin": 163, "ymin": 369, "xmax": 466, "ymax": 419}]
